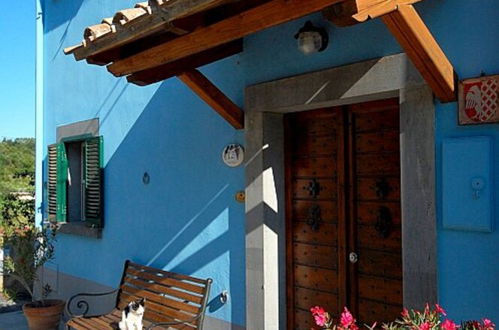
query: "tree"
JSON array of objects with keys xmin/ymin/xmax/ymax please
[{"xmin": 0, "ymin": 138, "xmax": 35, "ymax": 213}]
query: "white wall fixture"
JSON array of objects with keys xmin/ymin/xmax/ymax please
[
  {"xmin": 294, "ymin": 21, "xmax": 329, "ymax": 55},
  {"xmin": 222, "ymin": 144, "xmax": 244, "ymax": 167}
]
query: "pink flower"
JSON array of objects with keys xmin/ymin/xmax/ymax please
[
  {"xmin": 314, "ymin": 313, "xmax": 327, "ymax": 327},
  {"xmin": 340, "ymin": 307, "xmax": 355, "ymax": 328},
  {"xmin": 310, "ymin": 306, "xmax": 329, "ymax": 327},
  {"xmin": 310, "ymin": 306, "xmax": 325, "ymax": 316},
  {"xmin": 483, "ymin": 319, "xmax": 495, "ymax": 329},
  {"xmin": 435, "ymin": 304, "xmax": 447, "ymax": 316},
  {"xmin": 441, "ymin": 319, "xmax": 458, "ymax": 330},
  {"xmin": 419, "ymin": 322, "xmax": 431, "ymax": 330},
  {"xmin": 424, "ymin": 303, "xmax": 430, "ymax": 315},
  {"xmin": 401, "ymin": 308, "xmax": 409, "ymax": 318}
]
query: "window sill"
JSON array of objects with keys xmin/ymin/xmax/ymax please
[{"xmin": 58, "ymin": 222, "xmax": 102, "ymax": 239}]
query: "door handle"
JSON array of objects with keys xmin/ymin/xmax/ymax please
[{"xmin": 349, "ymin": 252, "xmax": 358, "ymax": 263}]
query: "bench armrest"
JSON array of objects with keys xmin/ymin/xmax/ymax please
[
  {"xmin": 145, "ymin": 314, "xmax": 202, "ymax": 330},
  {"xmin": 66, "ymin": 289, "xmax": 119, "ymax": 318}
]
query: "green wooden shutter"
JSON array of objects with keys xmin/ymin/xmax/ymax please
[
  {"xmin": 47, "ymin": 143, "xmax": 68, "ymax": 223},
  {"xmin": 56, "ymin": 143, "xmax": 68, "ymax": 222},
  {"xmin": 47, "ymin": 144, "xmax": 58, "ymax": 222},
  {"xmin": 84, "ymin": 136, "xmax": 103, "ymax": 227}
]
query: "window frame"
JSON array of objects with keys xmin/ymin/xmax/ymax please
[{"xmin": 46, "ymin": 133, "xmax": 104, "ymax": 237}]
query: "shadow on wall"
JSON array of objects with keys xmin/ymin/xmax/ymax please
[
  {"xmin": 43, "ymin": 0, "xmax": 84, "ymax": 32},
  {"xmin": 46, "ymin": 77, "xmax": 246, "ymax": 326}
]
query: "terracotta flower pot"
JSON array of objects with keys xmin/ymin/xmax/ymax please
[{"xmin": 23, "ymin": 299, "xmax": 65, "ymax": 330}]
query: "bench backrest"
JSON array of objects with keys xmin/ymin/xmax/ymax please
[{"xmin": 116, "ymin": 260, "xmax": 212, "ymax": 329}]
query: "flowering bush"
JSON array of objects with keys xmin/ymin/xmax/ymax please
[
  {"xmin": 461, "ymin": 320, "xmax": 496, "ymax": 330},
  {"xmin": 383, "ymin": 304, "xmax": 456, "ymax": 330},
  {"xmin": 310, "ymin": 304, "xmax": 495, "ymax": 330},
  {"xmin": 0, "ymin": 220, "xmax": 56, "ymax": 305},
  {"xmin": 311, "ymin": 306, "xmax": 373, "ymax": 330}
]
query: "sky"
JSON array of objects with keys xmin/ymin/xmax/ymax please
[{"xmin": 0, "ymin": 1, "xmax": 35, "ymax": 139}]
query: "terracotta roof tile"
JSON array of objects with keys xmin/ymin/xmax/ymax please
[
  {"xmin": 113, "ymin": 7, "xmax": 149, "ymax": 26},
  {"xmin": 63, "ymin": 0, "xmax": 235, "ymax": 58},
  {"xmin": 84, "ymin": 23, "xmax": 113, "ymax": 42}
]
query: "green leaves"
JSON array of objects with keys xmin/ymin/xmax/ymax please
[{"xmin": 1, "ymin": 224, "xmax": 56, "ymax": 301}]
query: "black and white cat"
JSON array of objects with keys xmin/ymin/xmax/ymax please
[{"xmin": 119, "ymin": 298, "xmax": 146, "ymax": 330}]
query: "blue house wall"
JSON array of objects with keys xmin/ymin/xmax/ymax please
[{"xmin": 40, "ymin": 0, "xmax": 498, "ymax": 326}]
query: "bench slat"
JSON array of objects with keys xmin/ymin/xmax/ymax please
[
  {"xmin": 141, "ymin": 307, "xmax": 197, "ymax": 329},
  {"xmin": 68, "ymin": 318, "xmax": 98, "ymax": 330},
  {"xmin": 126, "ymin": 268, "xmax": 206, "ymax": 295},
  {"xmin": 120, "ymin": 291, "xmax": 197, "ymax": 325},
  {"xmin": 128, "ymin": 262, "xmax": 208, "ymax": 285},
  {"xmin": 81, "ymin": 317, "xmax": 112, "ymax": 329},
  {"xmin": 120, "ymin": 283, "xmax": 201, "ymax": 314},
  {"xmin": 121, "ymin": 278, "xmax": 204, "ymax": 304}
]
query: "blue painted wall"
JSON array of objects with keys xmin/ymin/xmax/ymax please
[{"xmin": 41, "ymin": 0, "xmax": 498, "ymax": 325}]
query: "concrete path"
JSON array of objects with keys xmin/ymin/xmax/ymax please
[
  {"xmin": 0, "ymin": 311, "xmax": 65, "ymax": 330},
  {"xmin": 0, "ymin": 311, "xmax": 28, "ymax": 330}
]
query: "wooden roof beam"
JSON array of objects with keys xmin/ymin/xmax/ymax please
[
  {"xmin": 325, "ymin": 0, "xmax": 456, "ymax": 102},
  {"xmin": 178, "ymin": 69, "xmax": 244, "ymax": 129},
  {"xmin": 382, "ymin": 4, "xmax": 456, "ymax": 102},
  {"xmin": 323, "ymin": 0, "xmax": 422, "ymax": 26},
  {"xmin": 107, "ymin": 0, "xmax": 345, "ymax": 76},
  {"xmin": 128, "ymin": 39, "xmax": 243, "ymax": 86},
  {"xmin": 65, "ymin": 0, "xmax": 237, "ymax": 60}
]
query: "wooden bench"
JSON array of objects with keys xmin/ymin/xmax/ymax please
[{"xmin": 66, "ymin": 260, "xmax": 212, "ymax": 330}]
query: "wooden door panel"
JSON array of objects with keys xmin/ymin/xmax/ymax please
[
  {"xmin": 356, "ymin": 153, "xmax": 400, "ymax": 175},
  {"xmin": 293, "ymin": 222, "xmax": 338, "ymax": 246},
  {"xmin": 292, "ymin": 157, "xmax": 337, "ymax": 178},
  {"xmin": 294, "ymin": 287, "xmax": 339, "ymax": 313},
  {"xmin": 351, "ymin": 101, "xmax": 399, "ymax": 132},
  {"xmin": 355, "ymin": 131, "xmax": 400, "ymax": 153},
  {"xmin": 358, "ymin": 299, "xmax": 402, "ymax": 324},
  {"xmin": 293, "ymin": 242, "xmax": 338, "ymax": 269},
  {"xmin": 357, "ymin": 224, "xmax": 402, "ymax": 251},
  {"xmin": 292, "ymin": 178, "xmax": 337, "ymax": 200},
  {"xmin": 356, "ymin": 202, "xmax": 401, "ymax": 225},
  {"xmin": 294, "ymin": 308, "xmax": 315, "ymax": 330},
  {"xmin": 294, "ymin": 264, "xmax": 339, "ymax": 293},
  {"xmin": 357, "ymin": 275, "xmax": 403, "ymax": 305},
  {"xmin": 355, "ymin": 113, "xmax": 399, "ymax": 132},
  {"xmin": 356, "ymin": 177, "xmax": 400, "ymax": 201},
  {"xmin": 292, "ymin": 135, "xmax": 338, "ymax": 156},
  {"xmin": 292, "ymin": 200, "xmax": 338, "ymax": 222},
  {"xmin": 357, "ymin": 249, "xmax": 402, "ymax": 279},
  {"xmin": 291, "ymin": 112, "xmax": 341, "ymax": 136}
]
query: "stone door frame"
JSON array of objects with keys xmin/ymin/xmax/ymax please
[{"xmin": 244, "ymin": 53, "xmax": 437, "ymax": 329}]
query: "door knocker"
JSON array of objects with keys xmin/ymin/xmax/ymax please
[
  {"xmin": 305, "ymin": 178, "xmax": 323, "ymax": 199},
  {"xmin": 307, "ymin": 204, "xmax": 322, "ymax": 232},
  {"xmin": 374, "ymin": 177, "xmax": 391, "ymax": 200},
  {"xmin": 375, "ymin": 206, "xmax": 392, "ymax": 238}
]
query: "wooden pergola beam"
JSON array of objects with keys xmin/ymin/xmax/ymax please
[
  {"xmin": 323, "ymin": 0, "xmax": 421, "ymax": 26},
  {"xmin": 66, "ymin": 0, "xmax": 236, "ymax": 61},
  {"xmin": 382, "ymin": 4, "xmax": 456, "ymax": 102},
  {"xmin": 127, "ymin": 39, "xmax": 243, "ymax": 86},
  {"xmin": 178, "ymin": 69, "xmax": 244, "ymax": 129},
  {"xmin": 107, "ymin": 0, "xmax": 344, "ymax": 76}
]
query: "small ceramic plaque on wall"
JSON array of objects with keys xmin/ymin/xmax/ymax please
[{"xmin": 458, "ymin": 74, "xmax": 499, "ymax": 125}]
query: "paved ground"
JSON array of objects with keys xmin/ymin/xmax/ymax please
[
  {"xmin": 0, "ymin": 311, "xmax": 28, "ymax": 330},
  {"xmin": 0, "ymin": 310, "xmax": 66, "ymax": 330}
]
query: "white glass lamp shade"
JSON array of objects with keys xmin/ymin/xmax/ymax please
[
  {"xmin": 295, "ymin": 21, "xmax": 329, "ymax": 55},
  {"xmin": 297, "ymin": 31, "xmax": 323, "ymax": 55}
]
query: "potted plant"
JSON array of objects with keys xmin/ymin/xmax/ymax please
[{"xmin": 1, "ymin": 217, "xmax": 64, "ymax": 330}]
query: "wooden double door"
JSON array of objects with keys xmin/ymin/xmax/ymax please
[{"xmin": 285, "ymin": 99, "xmax": 403, "ymax": 329}]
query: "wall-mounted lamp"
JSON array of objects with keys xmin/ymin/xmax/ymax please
[{"xmin": 294, "ymin": 21, "xmax": 329, "ymax": 55}]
